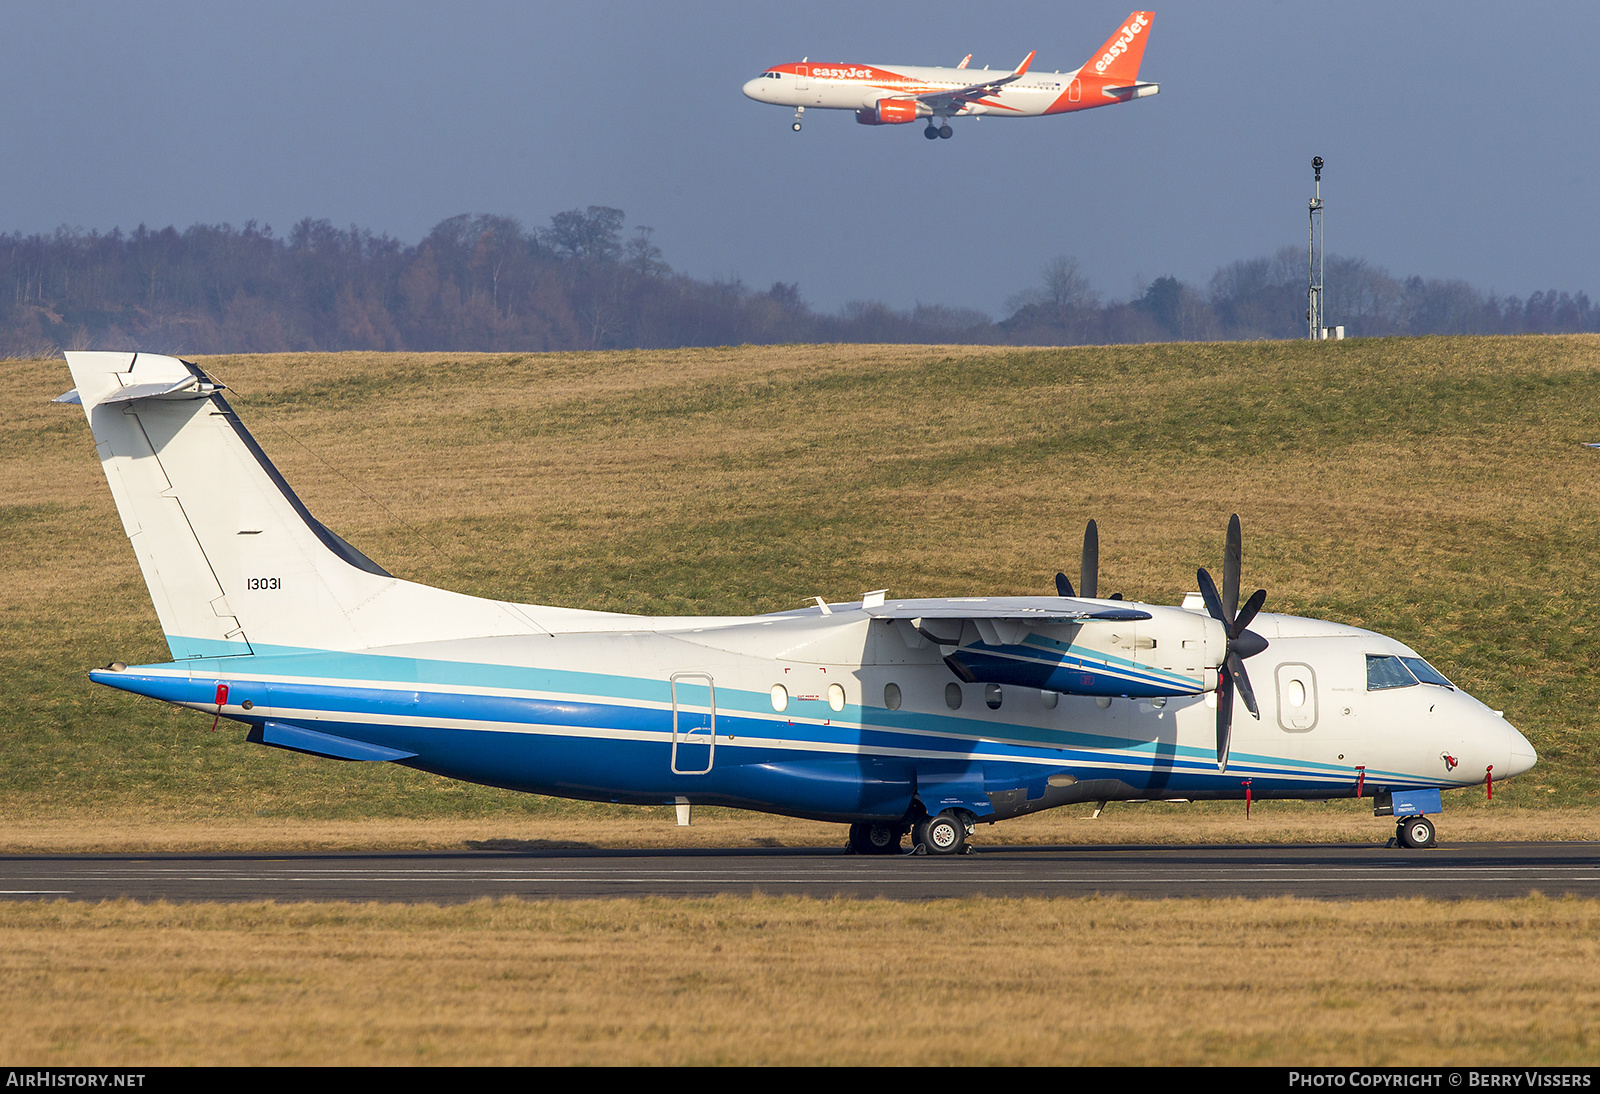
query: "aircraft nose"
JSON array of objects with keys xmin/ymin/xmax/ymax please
[
  {"xmin": 742, "ymin": 77, "xmax": 767, "ymax": 101},
  {"xmin": 1504, "ymin": 718, "xmax": 1538, "ymax": 778}
]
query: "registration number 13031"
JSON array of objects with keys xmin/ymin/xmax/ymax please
[{"xmin": 246, "ymin": 577, "xmax": 282, "ymax": 590}]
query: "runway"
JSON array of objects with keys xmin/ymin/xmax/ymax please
[{"xmin": 0, "ymin": 842, "xmax": 1596, "ymax": 902}]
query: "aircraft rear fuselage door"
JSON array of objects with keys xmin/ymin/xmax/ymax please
[
  {"xmin": 670, "ymin": 672, "xmax": 716, "ymax": 775},
  {"xmin": 1275, "ymin": 663, "xmax": 1319, "ymax": 731}
]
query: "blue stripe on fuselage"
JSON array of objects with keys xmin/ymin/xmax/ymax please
[{"xmin": 87, "ymin": 637, "xmax": 1437, "ymax": 810}]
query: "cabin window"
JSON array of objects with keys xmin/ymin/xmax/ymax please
[
  {"xmin": 1286, "ymin": 679, "xmax": 1306, "ymax": 708},
  {"xmin": 985, "ymin": 684, "xmax": 1003, "ymax": 710},
  {"xmin": 945, "ymin": 682, "xmax": 963, "ymax": 710},
  {"xmin": 1366, "ymin": 655, "xmax": 1418, "ymax": 691},
  {"xmin": 884, "ymin": 682, "xmax": 902, "ymax": 710},
  {"xmin": 828, "ymin": 683, "xmax": 846, "ymax": 712},
  {"xmin": 770, "ymin": 684, "xmax": 789, "ymax": 712}
]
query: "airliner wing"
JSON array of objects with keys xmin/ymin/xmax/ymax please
[
  {"xmin": 863, "ymin": 597, "xmax": 1147, "ymax": 624},
  {"xmin": 916, "ymin": 50, "xmax": 1035, "ymax": 110},
  {"xmin": 860, "ymin": 596, "xmax": 1148, "ymax": 650}
]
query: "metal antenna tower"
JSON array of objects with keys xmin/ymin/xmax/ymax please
[{"xmin": 1307, "ymin": 156, "xmax": 1324, "ymax": 339}]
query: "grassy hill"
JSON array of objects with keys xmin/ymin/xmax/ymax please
[{"xmin": 2, "ymin": 336, "xmax": 1597, "ymax": 831}]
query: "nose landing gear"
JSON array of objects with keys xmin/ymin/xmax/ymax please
[
  {"xmin": 793, "ymin": 106, "xmax": 804, "ymax": 132},
  {"xmin": 1396, "ymin": 815, "xmax": 1437, "ymax": 849}
]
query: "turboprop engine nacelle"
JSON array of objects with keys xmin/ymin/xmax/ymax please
[
  {"xmin": 855, "ymin": 98, "xmax": 920, "ymax": 125},
  {"xmin": 941, "ymin": 606, "xmax": 1228, "ymax": 699}
]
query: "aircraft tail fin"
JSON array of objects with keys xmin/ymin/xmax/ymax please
[
  {"xmin": 1083, "ymin": 11, "xmax": 1153, "ymax": 85},
  {"xmin": 63, "ymin": 352, "xmax": 542, "ymax": 659}
]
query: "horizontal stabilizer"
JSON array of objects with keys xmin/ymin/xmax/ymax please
[
  {"xmin": 250, "ymin": 721, "xmax": 419, "ymax": 762},
  {"xmin": 101, "ymin": 375, "xmax": 223, "ymax": 403},
  {"xmin": 1103, "ymin": 82, "xmax": 1159, "ymax": 99}
]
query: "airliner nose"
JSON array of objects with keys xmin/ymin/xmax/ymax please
[
  {"xmin": 742, "ymin": 77, "xmax": 767, "ymax": 101},
  {"xmin": 1505, "ymin": 719, "xmax": 1538, "ymax": 778}
]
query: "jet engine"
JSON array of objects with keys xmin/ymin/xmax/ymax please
[{"xmin": 855, "ymin": 99, "xmax": 920, "ymax": 125}]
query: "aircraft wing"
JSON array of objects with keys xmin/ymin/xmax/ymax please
[
  {"xmin": 863, "ymin": 597, "xmax": 1147, "ymax": 623},
  {"xmin": 861, "ymin": 595, "xmax": 1149, "ymax": 648},
  {"xmin": 915, "ymin": 50, "xmax": 1036, "ymax": 111}
]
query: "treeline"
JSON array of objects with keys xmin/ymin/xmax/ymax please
[{"xmin": 3, "ymin": 211, "xmax": 1596, "ymax": 357}]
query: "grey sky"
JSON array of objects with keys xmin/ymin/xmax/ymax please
[{"xmin": 3, "ymin": 1, "xmax": 1594, "ymax": 315}]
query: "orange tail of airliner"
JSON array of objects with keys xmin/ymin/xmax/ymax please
[{"xmin": 1084, "ymin": 11, "xmax": 1153, "ymax": 84}]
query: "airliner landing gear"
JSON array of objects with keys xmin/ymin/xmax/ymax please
[
  {"xmin": 923, "ymin": 125, "xmax": 939, "ymax": 140},
  {"xmin": 938, "ymin": 123, "xmax": 953, "ymax": 139},
  {"xmin": 1396, "ymin": 815, "xmax": 1437, "ymax": 849},
  {"xmin": 914, "ymin": 811, "xmax": 971, "ymax": 855},
  {"xmin": 847, "ymin": 822, "xmax": 904, "ymax": 855},
  {"xmin": 924, "ymin": 122, "xmax": 954, "ymax": 140},
  {"xmin": 793, "ymin": 107, "xmax": 804, "ymax": 132}
]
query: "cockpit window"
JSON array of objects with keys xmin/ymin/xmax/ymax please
[
  {"xmin": 1366, "ymin": 654, "xmax": 1418, "ymax": 691},
  {"xmin": 1401, "ymin": 657, "xmax": 1454, "ymax": 689}
]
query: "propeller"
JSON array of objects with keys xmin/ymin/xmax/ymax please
[
  {"xmin": 1055, "ymin": 520, "xmax": 1121, "ymax": 599},
  {"xmin": 1195, "ymin": 514, "xmax": 1270, "ymax": 772}
]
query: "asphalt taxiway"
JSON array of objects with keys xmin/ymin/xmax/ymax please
[{"xmin": 0, "ymin": 842, "xmax": 1595, "ymax": 902}]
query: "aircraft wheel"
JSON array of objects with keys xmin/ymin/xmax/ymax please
[
  {"xmin": 916, "ymin": 811, "xmax": 967, "ymax": 855},
  {"xmin": 1396, "ymin": 815, "xmax": 1436, "ymax": 849},
  {"xmin": 792, "ymin": 122, "xmax": 802, "ymax": 132},
  {"xmin": 848, "ymin": 822, "xmax": 903, "ymax": 855},
  {"xmin": 938, "ymin": 124, "xmax": 952, "ymax": 139},
  {"xmin": 924, "ymin": 126, "xmax": 939, "ymax": 140}
]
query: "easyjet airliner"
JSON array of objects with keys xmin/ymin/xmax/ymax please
[{"xmin": 743, "ymin": 11, "xmax": 1158, "ymax": 139}]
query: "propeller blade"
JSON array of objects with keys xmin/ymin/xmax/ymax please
[
  {"xmin": 1055, "ymin": 572, "xmax": 1075, "ymax": 598},
  {"xmin": 1196, "ymin": 567, "xmax": 1224, "ymax": 624},
  {"xmin": 1228, "ymin": 651, "xmax": 1261, "ymax": 718},
  {"xmin": 1215, "ymin": 668, "xmax": 1234, "ymax": 772},
  {"xmin": 1080, "ymin": 519, "xmax": 1099, "ymax": 599},
  {"xmin": 1223, "ymin": 514, "xmax": 1242, "ymax": 624},
  {"xmin": 1233, "ymin": 588, "xmax": 1267, "ymax": 638}
]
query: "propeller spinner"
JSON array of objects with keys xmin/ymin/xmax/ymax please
[{"xmin": 1196, "ymin": 514, "xmax": 1269, "ymax": 772}]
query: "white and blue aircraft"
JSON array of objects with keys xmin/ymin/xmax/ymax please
[{"xmin": 59, "ymin": 351, "xmax": 1536, "ymax": 854}]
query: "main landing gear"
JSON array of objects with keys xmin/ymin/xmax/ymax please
[
  {"xmin": 847, "ymin": 822, "xmax": 905, "ymax": 855},
  {"xmin": 847, "ymin": 810, "xmax": 974, "ymax": 855},
  {"xmin": 923, "ymin": 122, "xmax": 953, "ymax": 140},
  {"xmin": 914, "ymin": 811, "xmax": 970, "ymax": 854}
]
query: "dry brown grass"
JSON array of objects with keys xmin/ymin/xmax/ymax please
[{"xmin": 1, "ymin": 894, "xmax": 1596, "ymax": 1065}]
